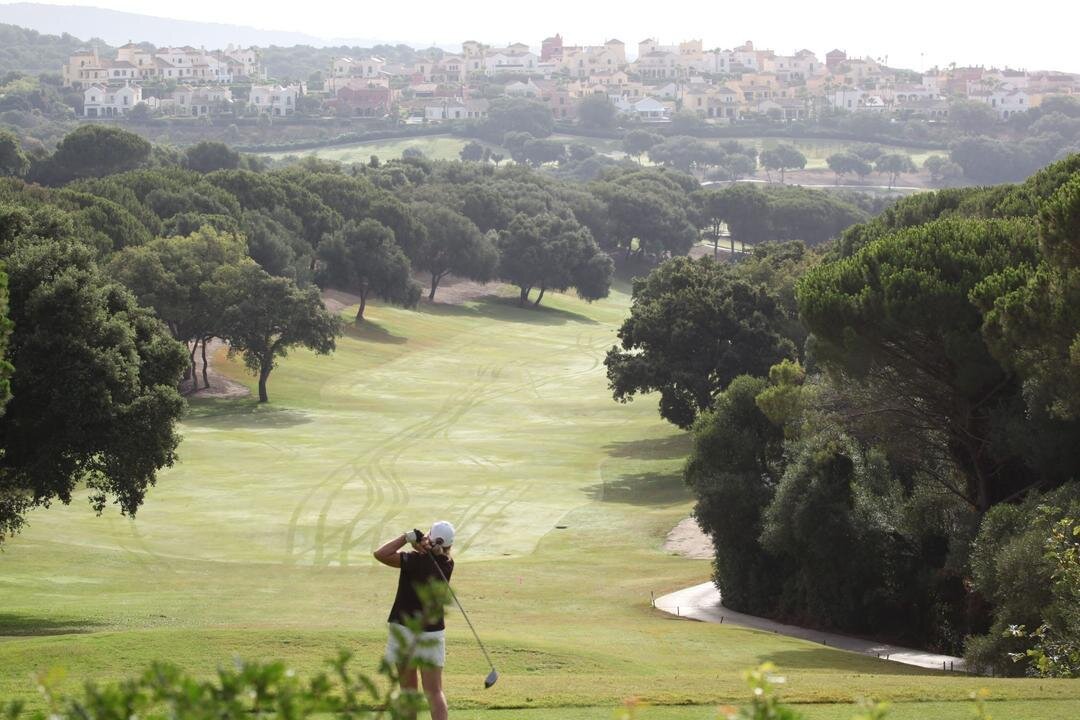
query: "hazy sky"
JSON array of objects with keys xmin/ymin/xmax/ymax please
[{"xmin": 24, "ymin": 0, "xmax": 1080, "ymax": 73}]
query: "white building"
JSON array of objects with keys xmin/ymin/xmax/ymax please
[
  {"xmin": 173, "ymin": 85, "xmax": 233, "ymax": 116},
  {"xmin": 332, "ymin": 56, "xmax": 386, "ymax": 79},
  {"xmin": 249, "ymin": 85, "xmax": 300, "ymax": 116},
  {"xmin": 629, "ymin": 97, "xmax": 671, "ymax": 122},
  {"xmin": 505, "ymin": 80, "xmax": 542, "ymax": 98},
  {"xmin": 971, "ymin": 89, "xmax": 1029, "ymax": 118},
  {"xmin": 484, "ymin": 51, "xmax": 539, "ymax": 75},
  {"xmin": 83, "ymin": 83, "xmax": 143, "ymax": 117}
]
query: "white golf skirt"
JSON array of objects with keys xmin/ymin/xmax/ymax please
[{"xmin": 385, "ymin": 622, "xmax": 446, "ymax": 668}]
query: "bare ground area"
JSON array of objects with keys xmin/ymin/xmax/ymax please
[
  {"xmin": 180, "ymin": 339, "xmax": 250, "ymax": 399},
  {"xmin": 324, "ymin": 277, "xmax": 508, "ymax": 316},
  {"xmin": 664, "ymin": 516, "xmax": 713, "ymax": 559}
]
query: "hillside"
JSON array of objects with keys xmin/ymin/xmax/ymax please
[
  {"xmin": 0, "ymin": 21, "xmax": 110, "ymax": 76},
  {"xmin": 0, "ymin": 2, "xmax": 346, "ymax": 48}
]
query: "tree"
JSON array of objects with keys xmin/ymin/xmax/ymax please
[
  {"xmin": 185, "ymin": 141, "xmax": 242, "ymax": 173},
  {"xmin": 459, "ymin": 140, "xmax": 485, "ymax": 162},
  {"xmin": 0, "ymin": 129, "xmax": 29, "ymax": 177},
  {"xmin": 591, "ymin": 168, "xmax": 701, "ymax": 257},
  {"xmin": 109, "ymin": 227, "xmax": 248, "ymax": 389},
  {"xmin": 965, "ymin": 484, "xmax": 1080, "ymax": 676},
  {"xmin": 950, "ymin": 136, "xmax": 1042, "ymax": 184},
  {"xmin": 648, "ymin": 136, "xmax": 726, "ymax": 173},
  {"xmin": 826, "ymin": 151, "xmax": 871, "ymax": 185},
  {"xmin": 759, "ymin": 144, "xmax": 806, "ymax": 183},
  {"xmin": 0, "ymin": 265, "xmax": 12, "ymax": 415},
  {"xmin": 622, "ymin": 130, "xmax": 662, "ymax": 163},
  {"xmin": 950, "ymin": 100, "xmax": 1000, "ymax": 135},
  {"xmin": 605, "ymin": 256, "xmax": 796, "ymax": 428},
  {"xmin": 411, "ymin": 203, "xmax": 498, "ymax": 301},
  {"xmin": 31, "ymin": 125, "xmax": 151, "ymax": 185},
  {"xmin": 685, "ymin": 375, "xmax": 787, "ymax": 610},
  {"xmin": 503, "ymin": 131, "xmax": 534, "ymax": 164},
  {"xmin": 522, "ymin": 137, "xmax": 566, "ymax": 166},
  {"xmin": 577, "ymin": 94, "xmax": 616, "ymax": 129},
  {"xmin": 210, "ymin": 261, "xmax": 341, "ymax": 403},
  {"xmin": 924, "ymin": 155, "xmax": 964, "ymax": 185},
  {"xmin": 0, "ymin": 204, "xmax": 188, "ymax": 543},
  {"xmin": 316, "ymin": 219, "xmax": 419, "ymax": 322},
  {"xmin": 976, "ymin": 171, "xmax": 1080, "ymax": 419},
  {"xmin": 850, "ymin": 143, "xmax": 883, "ymax": 163},
  {"xmin": 726, "ymin": 153, "xmax": 757, "ymax": 181},
  {"xmin": 478, "ymin": 97, "xmax": 554, "ymax": 142},
  {"xmin": 875, "ymin": 153, "xmax": 917, "ymax": 188},
  {"xmin": 796, "ymin": 217, "xmax": 1079, "ymax": 511},
  {"xmin": 497, "ymin": 212, "xmax": 612, "ymax": 307}
]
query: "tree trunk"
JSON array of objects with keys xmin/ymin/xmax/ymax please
[
  {"xmin": 429, "ymin": 272, "xmax": 442, "ymax": 301},
  {"xmin": 258, "ymin": 362, "xmax": 271, "ymax": 403},
  {"xmin": 533, "ymin": 286, "xmax": 546, "ymax": 307},
  {"xmin": 355, "ymin": 290, "xmax": 368, "ymax": 323},
  {"xmin": 730, "ymin": 235, "xmax": 736, "ymax": 263},
  {"xmin": 518, "ymin": 286, "xmax": 530, "ymax": 306},
  {"xmin": 187, "ymin": 340, "xmax": 199, "ymax": 384},
  {"xmin": 201, "ymin": 336, "xmax": 210, "ymax": 388}
]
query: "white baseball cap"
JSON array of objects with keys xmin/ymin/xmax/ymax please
[{"xmin": 430, "ymin": 520, "xmax": 455, "ymax": 547}]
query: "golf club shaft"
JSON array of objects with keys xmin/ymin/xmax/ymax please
[{"xmin": 429, "ymin": 555, "xmax": 497, "ymax": 671}]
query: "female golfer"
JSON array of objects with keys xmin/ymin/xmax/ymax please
[{"xmin": 374, "ymin": 521, "xmax": 455, "ymax": 720}]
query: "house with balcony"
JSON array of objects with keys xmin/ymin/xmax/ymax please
[
  {"xmin": 485, "ymin": 50, "xmax": 539, "ymax": 76},
  {"xmin": 172, "ymin": 85, "xmax": 233, "ymax": 116},
  {"xmin": 83, "ymin": 83, "xmax": 143, "ymax": 116},
  {"xmin": 249, "ymin": 85, "xmax": 300, "ymax": 116}
]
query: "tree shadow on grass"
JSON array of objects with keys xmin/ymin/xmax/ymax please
[
  {"xmin": 185, "ymin": 399, "xmax": 313, "ymax": 428},
  {"xmin": 604, "ymin": 434, "xmax": 691, "ymax": 461},
  {"xmin": 584, "ymin": 471, "xmax": 692, "ymax": 506},
  {"xmin": 343, "ymin": 319, "xmax": 408, "ymax": 345},
  {"xmin": 419, "ymin": 295, "xmax": 599, "ymax": 326},
  {"xmin": 0, "ymin": 614, "xmax": 103, "ymax": 637},
  {"xmin": 756, "ymin": 648, "xmax": 935, "ymax": 675}
]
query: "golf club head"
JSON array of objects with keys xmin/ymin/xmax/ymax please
[{"xmin": 484, "ymin": 668, "xmax": 499, "ymax": 689}]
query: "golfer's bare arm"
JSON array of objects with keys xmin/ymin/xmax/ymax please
[{"xmin": 374, "ymin": 535, "xmax": 407, "ymax": 567}]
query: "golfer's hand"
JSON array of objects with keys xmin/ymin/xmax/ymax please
[{"xmin": 416, "ymin": 537, "xmax": 433, "ymax": 554}]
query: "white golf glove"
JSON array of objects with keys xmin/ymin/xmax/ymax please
[{"xmin": 405, "ymin": 529, "xmax": 424, "ymax": 544}]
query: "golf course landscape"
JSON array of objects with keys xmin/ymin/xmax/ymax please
[
  {"xmin": 265, "ymin": 133, "xmax": 936, "ymax": 172},
  {"xmin": 1, "ymin": 281, "xmax": 1077, "ymax": 719}
]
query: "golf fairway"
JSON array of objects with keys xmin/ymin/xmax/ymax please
[{"xmin": 1, "ymin": 285, "xmax": 1078, "ymax": 718}]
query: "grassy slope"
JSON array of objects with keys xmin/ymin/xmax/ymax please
[
  {"xmin": 258, "ymin": 133, "xmax": 934, "ymax": 171},
  {"xmin": 0, "ymin": 286, "xmax": 1077, "ymax": 717}
]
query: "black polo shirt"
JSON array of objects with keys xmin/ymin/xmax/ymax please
[{"xmin": 387, "ymin": 551, "xmax": 454, "ymax": 631}]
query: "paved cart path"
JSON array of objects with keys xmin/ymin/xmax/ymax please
[{"xmin": 655, "ymin": 581, "xmax": 967, "ymax": 672}]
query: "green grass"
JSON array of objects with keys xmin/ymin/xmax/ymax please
[
  {"xmin": 258, "ymin": 132, "xmax": 936, "ymax": 176},
  {"xmin": 262, "ymin": 135, "xmax": 491, "ymax": 163},
  {"xmin": 0, "ymin": 286, "xmax": 1077, "ymax": 717}
]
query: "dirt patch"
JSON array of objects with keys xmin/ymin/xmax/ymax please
[
  {"xmin": 664, "ymin": 516, "xmax": 713, "ymax": 559},
  {"xmin": 322, "ymin": 279, "xmax": 507, "ymax": 315},
  {"xmin": 423, "ymin": 274, "xmax": 509, "ymax": 306},
  {"xmin": 321, "ymin": 288, "xmax": 363, "ymax": 315},
  {"xmin": 180, "ymin": 339, "xmax": 250, "ymax": 399}
]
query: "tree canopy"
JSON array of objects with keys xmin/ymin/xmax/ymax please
[{"xmin": 605, "ymin": 256, "xmax": 796, "ymax": 428}]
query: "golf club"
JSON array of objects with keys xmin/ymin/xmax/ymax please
[{"xmin": 428, "ymin": 538, "xmax": 499, "ymax": 689}]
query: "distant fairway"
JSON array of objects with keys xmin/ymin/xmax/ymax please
[
  {"xmin": 259, "ymin": 133, "xmax": 934, "ymax": 174},
  {"xmin": 263, "ymin": 135, "xmax": 482, "ymax": 163},
  {"xmin": 1, "ymin": 284, "xmax": 1077, "ymax": 718}
]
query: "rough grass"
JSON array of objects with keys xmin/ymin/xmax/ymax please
[{"xmin": 0, "ymin": 287, "xmax": 1076, "ymax": 718}]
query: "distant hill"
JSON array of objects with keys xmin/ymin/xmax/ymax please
[
  {"xmin": 0, "ymin": 3, "xmax": 391, "ymax": 49},
  {"xmin": 0, "ymin": 22, "xmax": 111, "ymax": 76}
]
